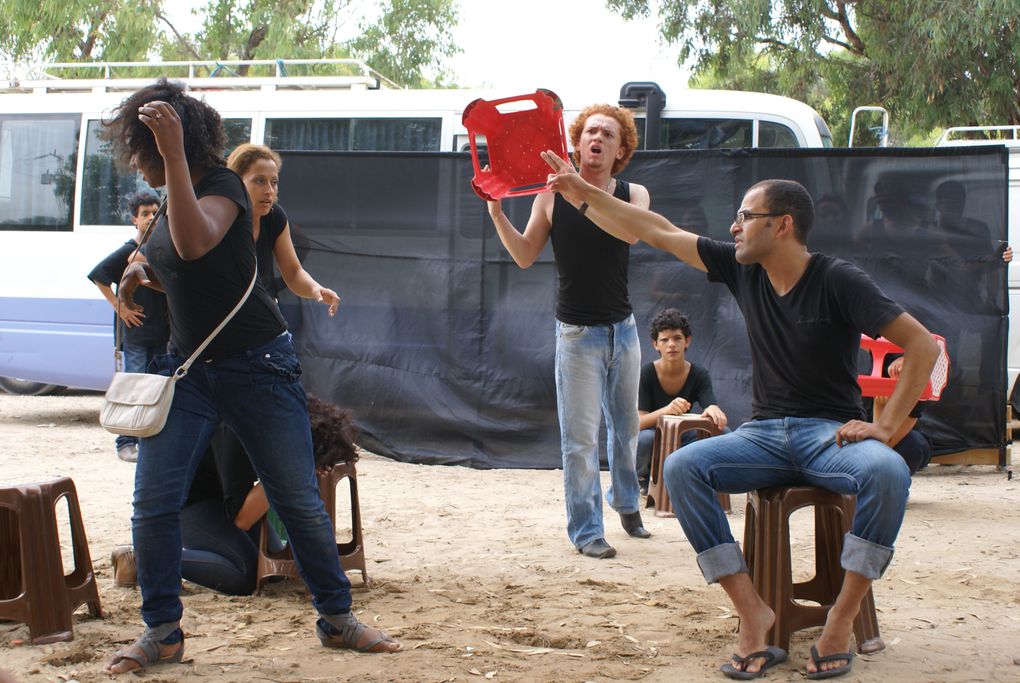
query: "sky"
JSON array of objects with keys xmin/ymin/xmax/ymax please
[{"xmin": 162, "ymin": 0, "xmax": 690, "ymax": 102}]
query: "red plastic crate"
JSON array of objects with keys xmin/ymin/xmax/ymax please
[
  {"xmin": 858, "ymin": 333, "xmax": 948, "ymax": 401},
  {"xmin": 463, "ymin": 89, "xmax": 568, "ymax": 201}
]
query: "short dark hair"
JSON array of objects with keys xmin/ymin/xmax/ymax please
[
  {"xmin": 128, "ymin": 190, "xmax": 160, "ymax": 217},
  {"xmin": 749, "ymin": 179, "xmax": 815, "ymax": 244},
  {"xmin": 935, "ymin": 180, "xmax": 967, "ymax": 203},
  {"xmin": 649, "ymin": 308, "xmax": 692, "ymax": 342},
  {"xmin": 103, "ymin": 77, "xmax": 226, "ymax": 175},
  {"xmin": 307, "ymin": 396, "xmax": 358, "ymax": 468}
]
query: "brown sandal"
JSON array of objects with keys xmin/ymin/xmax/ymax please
[{"xmin": 110, "ymin": 545, "xmax": 136, "ymax": 587}]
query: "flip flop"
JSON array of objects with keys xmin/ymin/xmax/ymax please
[
  {"xmin": 806, "ymin": 644, "xmax": 855, "ymax": 679},
  {"xmin": 720, "ymin": 645, "xmax": 788, "ymax": 679}
]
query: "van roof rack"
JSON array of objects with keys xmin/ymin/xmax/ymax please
[
  {"xmin": 937, "ymin": 125, "xmax": 1020, "ymax": 146},
  {"xmin": 3, "ymin": 58, "xmax": 401, "ymax": 94}
]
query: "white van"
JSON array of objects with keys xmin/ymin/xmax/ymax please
[
  {"xmin": 0, "ymin": 60, "xmax": 835, "ymax": 394},
  {"xmin": 936, "ymin": 126, "xmax": 1020, "ymax": 386}
]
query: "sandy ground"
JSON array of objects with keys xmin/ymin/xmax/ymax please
[{"xmin": 1, "ymin": 392, "xmax": 1019, "ymax": 683}]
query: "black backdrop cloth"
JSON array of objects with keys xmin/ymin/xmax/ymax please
[{"xmin": 275, "ymin": 146, "xmax": 1008, "ymax": 468}]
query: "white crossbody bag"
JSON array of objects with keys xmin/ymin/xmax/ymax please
[{"xmin": 100, "ymin": 203, "xmax": 257, "ymax": 437}]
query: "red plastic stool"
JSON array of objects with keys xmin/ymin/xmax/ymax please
[{"xmin": 463, "ymin": 89, "xmax": 568, "ymax": 201}]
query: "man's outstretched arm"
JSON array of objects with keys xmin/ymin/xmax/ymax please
[{"xmin": 542, "ymin": 150, "xmax": 706, "ymax": 272}]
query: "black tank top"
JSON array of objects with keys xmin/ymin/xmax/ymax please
[{"xmin": 550, "ymin": 180, "xmax": 632, "ymax": 326}]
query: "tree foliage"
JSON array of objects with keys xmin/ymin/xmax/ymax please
[
  {"xmin": 0, "ymin": 0, "xmax": 460, "ymax": 86},
  {"xmin": 607, "ymin": 0, "xmax": 1020, "ymax": 144},
  {"xmin": 0, "ymin": 0, "xmax": 161, "ymax": 64}
]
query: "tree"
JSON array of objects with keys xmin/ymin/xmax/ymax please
[
  {"xmin": 1, "ymin": 0, "xmax": 460, "ymax": 87},
  {"xmin": 607, "ymin": 1, "xmax": 1020, "ymax": 144},
  {"xmin": 0, "ymin": 0, "xmax": 161, "ymax": 66},
  {"xmin": 347, "ymin": 0, "xmax": 461, "ymax": 88}
]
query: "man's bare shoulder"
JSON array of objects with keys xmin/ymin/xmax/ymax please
[
  {"xmin": 626, "ymin": 181, "xmax": 651, "ymax": 209},
  {"xmin": 532, "ymin": 190, "xmax": 556, "ymax": 222}
]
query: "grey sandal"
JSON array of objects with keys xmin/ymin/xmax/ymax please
[
  {"xmin": 316, "ymin": 615, "xmax": 399, "ymax": 653},
  {"xmin": 105, "ymin": 627, "xmax": 184, "ymax": 673}
]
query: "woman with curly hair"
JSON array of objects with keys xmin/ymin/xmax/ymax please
[
  {"xmin": 104, "ymin": 78, "xmax": 398, "ymax": 674},
  {"xmin": 179, "ymin": 397, "xmax": 358, "ymax": 595},
  {"xmin": 226, "ymin": 143, "xmax": 340, "ymax": 312}
]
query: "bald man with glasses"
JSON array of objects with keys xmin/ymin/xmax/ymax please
[{"xmin": 542, "ymin": 154, "xmax": 938, "ymax": 681}]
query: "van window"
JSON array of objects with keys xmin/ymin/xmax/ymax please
[
  {"xmin": 80, "ymin": 120, "xmax": 154, "ymax": 226},
  {"xmin": 636, "ymin": 117, "xmax": 754, "ymax": 150},
  {"xmin": 758, "ymin": 121, "xmax": 800, "ymax": 148},
  {"xmin": 0, "ymin": 114, "xmax": 79, "ymax": 231},
  {"xmin": 224, "ymin": 118, "xmax": 253, "ymax": 152},
  {"xmin": 265, "ymin": 117, "xmax": 441, "ymax": 151}
]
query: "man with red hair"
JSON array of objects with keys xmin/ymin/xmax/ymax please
[{"xmin": 484, "ymin": 104, "xmax": 651, "ymax": 558}]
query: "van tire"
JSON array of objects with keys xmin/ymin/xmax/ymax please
[{"xmin": 0, "ymin": 378, "xmax": 64, "ymax": 396}]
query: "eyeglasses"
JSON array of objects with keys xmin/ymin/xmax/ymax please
[{"xmin": 733, "ymin": 211, "xmax": 784, "ymax": 225}]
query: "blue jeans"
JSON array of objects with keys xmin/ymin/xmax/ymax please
[
  {"xmin": 893, "ymin": 428, "xmax": 932, "ymax": 475},
  {"xmin": 180, "ymin": 499, "xmax": 283, "ymax": 596},
  {"xmin": 115, "ymin": 343, "xmax": 166, "ymax": 450},
  {"xmin": 181, "ymin": 499, "xmax": 259, "ymax": 596},
  {"xmin": 635, "ymin": 427, "xmax": 697, "ymax": 487},
  {"xmin": 663, "ymin": 417, "xmax": 910, "ymax": 584},
  {"xmin": 134, "ymin": 332, "xmax": 351, "ymax": 628},
  {"xmin": 555, "ymin": 315, "xmax": 641, "ymax": 549}
]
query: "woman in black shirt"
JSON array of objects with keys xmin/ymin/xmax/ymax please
[
  {"xmin": 226, "ymin": 143, "xmax": 340, "ymax": 310},
  {"xmin": 104, "ymin": 79, "xmax": 397, "ymax": 674}
]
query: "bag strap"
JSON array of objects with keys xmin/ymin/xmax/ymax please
[
  {"xmin": 112, "ymin": 197, "xmax": 260, "ymax": 379},
  {"xmin": 114, "ymin": 199, "xmax": 167, "ymax": 368},
  {"xmin": 172, "ymin": 266, "xmax": 258, "ymax": 380}
]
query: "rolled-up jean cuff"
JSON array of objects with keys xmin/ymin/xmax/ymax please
[
  {"xmin": 841, "ymin": 532, "xmax": 894, "ymax": 580},
  {"xmin": 144, "ymin": 620, "xmax": 181, "ymax": 641},
  {"xmin": 696, "ymin": 542, "xmax": 748, "ymax": 584}
]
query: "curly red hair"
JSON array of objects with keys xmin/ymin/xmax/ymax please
[{"xmin": 568, "ymin": 104, "xmax": 639, "ymax": 175}]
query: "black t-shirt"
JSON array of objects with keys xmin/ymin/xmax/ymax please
[
  {"xmin": 256, "ymin": 204, "xmax": 288, "ymax": 296},
  {"xmin": 638, "ymin": 361, "xmax": 717, "ymax": 414},
  {"xmin": 143, "ymin": 167, "xmax": 287, "ymax": 359},
  {"xmin": 87, "ymin": 239, "xmax": 170, "ymax": 348},
  {"xmin": 185, "ymin": 424, "xmax": 257, "ymax": 522},
  {"xmin": 550, "ymin": 181, "xmax": 632, "ymax": 325},
  {"xmin": 697, "ymin": 237, "xmax": 904, "ymax": 422}
]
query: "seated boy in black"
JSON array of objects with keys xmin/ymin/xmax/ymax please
[
  {"xmin": 870, "ymin": 355, "xmax": 933, "ymax": 474},
  {"xmin": 636, "ymin": 309, "xmax": 728, "ymax": 492}
]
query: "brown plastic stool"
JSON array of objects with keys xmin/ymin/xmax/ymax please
[
  {"xmin": 647, "ymin": 415, "xmax": 729, "ymax": 517},
  {"xmin": 743, "ymin": 486, "xmax": 884, "ymax": 654},
  {"xmin": 0, "ymin": 477, "xmax": 102, "ymax": 644},
  {"xmin": 256, "ymin": 460, "xmax": 368, "ymax": 591}
]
